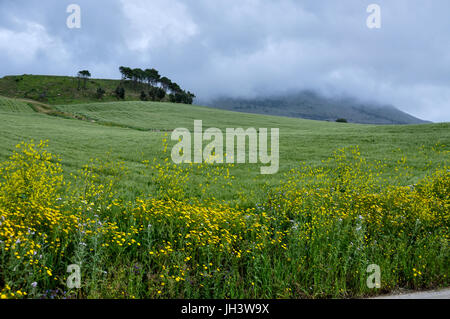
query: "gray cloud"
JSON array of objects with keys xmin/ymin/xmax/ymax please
[{"xmin": 0, "ymin": 0, "xmax": 449, "ymax": 121}]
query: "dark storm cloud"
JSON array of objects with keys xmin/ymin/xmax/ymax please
[{"xmin": 0, "ymin": 0, "xmax": 449, "ymax": 121}]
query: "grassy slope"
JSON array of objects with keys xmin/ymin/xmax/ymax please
[
  {"xmin": 0, "ymin": 74, "xmax": 154, "ymax": 105},
  {"xmin": 0, "ymin": 96, "xmax": 35, "ymax": 113},
  {"xmin": 0, "ymin": 96, "xmax": 449, "ymax": 298},
  {"xmin": 0, "ymin": 96, "xmax": 449, "ymax": 202}
]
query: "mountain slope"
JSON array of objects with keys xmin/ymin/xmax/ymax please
[{"xmin": 205, "ymin": 91, "xmax": 428, "ymax": 125}]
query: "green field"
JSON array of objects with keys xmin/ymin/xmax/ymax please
[
  {"xmin": 0, "ymin": 95, "xmax": 448, "ymax": 299},
  {"xmin": 1, "ymin": 97, "xmax": 448, "ymax": 196}
]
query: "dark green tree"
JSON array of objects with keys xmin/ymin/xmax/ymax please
[
  {"xmin": 186, "ymin": 91, "xmax": 195, "ymax": 104},
  {"xmin": 159, "ymin": 77, "xmax": 172, "ymax": 92},
  {"xmin": 140, "ymin": 91, "xmax": 147, "ymax": 101},
  {"xmin": 156, "ymin": 87, "xmax": 166, "ymax": 101},
  {"xmin": 77, "ymin": 70, "xmax": 91, "ymax": 89},
  {"xmin": 96, "ymin": 87, "xmax": 106, "ymax": 99},
  {"xmin": 169, "ymin": 82, "xmax": 182, "ymax": 94},
  {"xmin": 115, "ymin": 86, "xmax": 125, "ymax": 100},
  {"xmin": 131, "ymin": 68, "xmax": 145, "ymax": 89},
  {"xmin": 144, "ymin": 68, "xmax": 160, "ymax": 87},
  {"xmin": 119, "ymin": 66, "xmax": 133, "ymax": 81},
  {"xmin": 148, "ymin": 86, "xmax": 157, "ymax": 101}
]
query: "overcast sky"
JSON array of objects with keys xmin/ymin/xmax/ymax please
[{"xmin": 0, "ymin": 0, "xmax": 449, "ymax": 122}]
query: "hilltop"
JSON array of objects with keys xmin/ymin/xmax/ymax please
[
  {"xmin": 0, "ymin": 72, "xmax": 194, "ymax": 106},
  {"xmin": 0, "ymin": 74, "xmax": 141, "ymax": 105}
]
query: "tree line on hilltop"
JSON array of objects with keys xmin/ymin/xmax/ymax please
[
  {"xmin": 118, "ymin": 66, "xmax": 195, "ymax": 104},
  {"xmin": 76, "ymin": 67, "xmax": 195, "ymax": 104}
]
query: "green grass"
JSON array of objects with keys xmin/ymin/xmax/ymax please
[
  {"xmin": 0, "ymin": 96, "xmax": 448, "ymax": 299},
  {"xmin": 0, "ymin": 96, "xmax": 34, "ymax": 113},
  {"xmin": 0, "ymin": 74, "xmax": 159, "ymax": 105},
  {"xmin": 0, "ymin": 96, "xmax": 449, "ymax": 202}
]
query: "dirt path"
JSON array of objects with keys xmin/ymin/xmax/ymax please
[
  {"xmin": 14, "ymin": 97, "xmax": 99, "ymax": 122},
  {"xmin": 13, "ymin": 96, "xmax": 173, "ymax": 132}
]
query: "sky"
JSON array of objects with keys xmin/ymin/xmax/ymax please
[{"xmin": 0, "ymin": 0, "xmax": 449, "ymax": 122}]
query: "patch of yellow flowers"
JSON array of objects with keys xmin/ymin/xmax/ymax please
[{"xmin": 0, "ymin": 141, "xmax": 448, "ymax": 298}]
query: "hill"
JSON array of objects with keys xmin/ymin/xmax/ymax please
[
  {"xmin": 0, "ymin": 95, "xmax": 448, "ymax": 197},
  {"xmin": 1, "ymin": 75, "xmax": 429, "ymax": 125},
  {"xmin": 0, "ymin": 74, "xmax": 167, "ymax": 105},
  {"xmin": 204, "ymin": 91, "xmax": 429, "ymax": 125}
]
